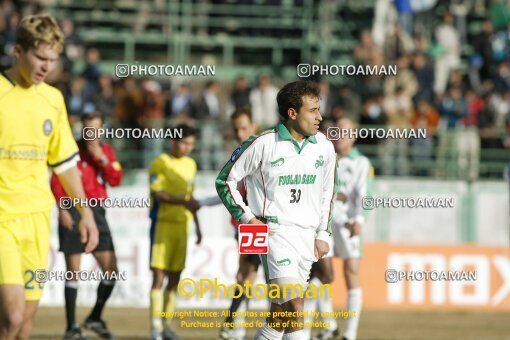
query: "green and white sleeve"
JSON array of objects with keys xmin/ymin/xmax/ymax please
[
  {"xmin": 215, "ymin": 135, "xmax": 264, "ymax": 223},
  {"xmin": 317, "ymin": 144, "xmax": 339, "ymax": 241}
]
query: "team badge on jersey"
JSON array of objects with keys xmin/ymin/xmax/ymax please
[
  {"xmin": 43, "ymin": 119, "xmax": 53, "ymax": 136},
  {"xmin": 230, "ymin": 146, "xmax": 242, "ymax": 162},
  {"xmin": 315, "ymin": 155, "xmax": 324, "ymax": 168}
]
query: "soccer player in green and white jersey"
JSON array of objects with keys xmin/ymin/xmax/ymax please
[{"xmin": 216, "ymin": 81, "xmax": 338, "ymax": 340}]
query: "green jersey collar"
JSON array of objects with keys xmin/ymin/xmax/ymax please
[
  {"xmin": 347, "ymin": 147, "xmax": 361, "ymax": 159},
  {"xmin": 276, "ymin": 122, "xmax": 317, "ymax": 153}
]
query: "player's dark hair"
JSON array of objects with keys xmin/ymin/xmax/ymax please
[
  {"xmin": 174, "ymin": 123, "xmax": 197, "ymax": 140},
  {"xmin": 81, "ymin": 111, "xmax": 103, "ymax": 123},
  {"xmin": 277, "ymin": 81, "xmax": 320, "ymax": 121},
  {"xmin": 230, "ymin": 108, "xmax": 253, "ymax": 123}
]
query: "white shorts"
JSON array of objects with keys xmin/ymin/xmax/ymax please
[
  {"xmin": 260, "ymin": 225, "xmax": 316, "ymax": 286},
  {"xmin": 326, "ymin": 225, "xmax": 361, "ymax": 259}
]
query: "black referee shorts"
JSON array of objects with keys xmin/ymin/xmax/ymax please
[{"xmin": 59, "ymin": 206, "xmax": 114, "ymax": 254}]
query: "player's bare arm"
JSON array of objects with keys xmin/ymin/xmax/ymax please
[
  {"xmin": 152, "ymin": 191, "xmax": 200, "ymax": 212},
  {"xmin": 193, "ymin": 211, "xmax": 202, "ymax": 245},
  {"xmin": 315, "ymin": 239, "xmax": 330, "ymax": 259},
  {"xmin": 58, "ymin": 209, "xmax": 74, "ymax": 230},
  {"xmin": 57, "ymin": 166, "xmax": 99, "ymax": 253}
]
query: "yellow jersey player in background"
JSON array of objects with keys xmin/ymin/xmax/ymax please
[
  {"xmin": 0, "ymin": 14, "xmax": 99, "ymax": 340},
  {"xmin": 148, "ymin": 124, "xmax": 202, "ymax": 340}
]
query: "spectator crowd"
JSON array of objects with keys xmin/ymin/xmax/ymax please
[{"xmin": 1, "ymin": 0, "xmax": 509, "ymax": 179}]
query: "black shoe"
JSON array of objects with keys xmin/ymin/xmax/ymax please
[
  {"xmin": 312, "ymin": 328, "xmax": 340, "ymax": 340},
  {"xmin": 63, "ymin": 323, "xmax": 89, "ymax": 340},
  {"xmin": 83, "ymin": 318, "xmax": 115, "ymax": 339}
]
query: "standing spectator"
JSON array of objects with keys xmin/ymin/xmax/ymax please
[
  {"xmin": 67, "ymin": 76, "xmax": 88, "ymax": 118},
  {"xmin": 439, "ymin": 86, "xmax": 468, "ymax": 128},
  {"xmin": 436, "ymin": 86, "xmax": 468, "ymax": 177},
  {"xmin": 335, "ymin": 84, "xmax": 362, "ymax": 122},
  {"xmin": 479, "ymin": 92, "xmax": 502, "ymax": 149},
  {"xmin": 473, "ymin": 19, "xmax": 495, "ymax": 81},
  {"xmin": 383, "ymin": 24, "xmax": 414, "ymax": 64},
  {"xmin": 195, "ymin": 80, "xmax": 224, "ymax": 170},
  {"xmin": 410, "ymin": 100, "xmax": 440, "ymax": 175},
  {"xmin": 434, "ymin": 13, "xmax": 461, "ymax": 95},
  {"xmin": 141, "ymin": 80, "xmax": 166, "ymax": 167},
  {"xmin": 92, "ymin": 75, "xmax": 117, "ymax": 127},
  {"xmin": 447, "ymin": 69, "xmax": 468, "ymax": 92},
  {"xmin": 60, "ymin": 18, "xmax": 84, "ymax": 74},
  {"xmin": 492, "ymin": 61, "xmax": 510, "ymax": 93},
  {"xmin": 2, "ymin": 10, "xmax": 19, "ymax": 49},
  {"xmin": 384, "ymin": 54, "xmax": 418, "ymax": 99},
  {"xmin": 249, "ymin": 74, "xmax": 279, "ymax": 129},
  {"xmin": 231, "ymin": 75, "xmax": 251, "ymax": 110},
  {"xmin": 354, "ymin": 30, "xmax": 384, "ymax": 67},
  {"xmin": 195, "ymin": 80, "xmax": 221, "ymax": 119},
  {"xmin": 456, "ymin": 90, "xmax": 482, "ymax": 181},
  {"xmin": 82, "ymin": 48, "xmax": 101, "ymax": 100},
  {"xmin": 319, "ymin": 80, "xmax": 333, "ymax": 119},
  {"xmin": 113, "ymin": 77, "xmax": 144, "ymax": 157},
  {"xmin": 411, "ymin": 52, "xmax": 434, "ymax": 103},
  {"xmin": 450, "ymin": 0, "xmax": 471, "ymax": 45},
  {"xmin": 394, "ymin": 0, "xmax": 414, "ymax": 35},
  {"xmin": 166, "ymin": 83, "xmax": 193, "ymax": 119},
  {"xmin": 381, "ymin": 86, "xmax": 413, "ymax": 175}
]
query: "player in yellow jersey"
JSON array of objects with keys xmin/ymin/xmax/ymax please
[
  {"xmin": 148, "ymin": 124, "xmax": 202, "ymax": 340},
  {"xmin": 0, "ymin": 14, "xmax": 99, "ymax": 340}
]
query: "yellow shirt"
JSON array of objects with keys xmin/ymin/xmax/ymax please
[
  {"xmin": 149, "ymin": 153, "xmax": 197, "ymax": 223},
  {"xmin": 0, "ymin": 72, "xmax": 79, "ymax": 217}
]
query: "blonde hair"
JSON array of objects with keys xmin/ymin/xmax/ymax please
[
  {"xmin": 15, "ymin": 14, "xmax": 64, "ymax": 52},
  {"xmin": 337, "ymin": 117, "xmax": 358, "ymax": 129}
]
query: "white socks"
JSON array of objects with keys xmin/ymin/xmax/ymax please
[
  {"xmin": 303, "ymin": 283, "xmax": 318, "ymax": 339},
  {"xmin": 316, "ymin": 281, "xmax": 338, "ymax": 331},
  {"xmin": 254, "ymin": 323, "xmax": 284, "ymax": 340},
  {"xmin": 344, "ymin": 288, "xmax": 362, "ymax": 340},
  {"xmin": 282, "ymin": 329, "xmax": 308, "ymax": 339}
]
